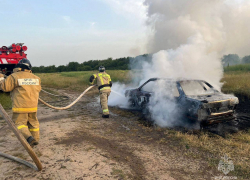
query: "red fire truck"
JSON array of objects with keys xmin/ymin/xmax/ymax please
[{"xmin": 0, "ymin": 43, "xmax": 28, "ymax": 75}]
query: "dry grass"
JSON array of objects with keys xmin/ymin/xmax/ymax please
[
  {"xmin": 172, "ymin": 131, "xmax": 250, "ymax": 178},
  {"xmin": 221, "ymin": 72, "xmax": 250, "ymax": 97}
]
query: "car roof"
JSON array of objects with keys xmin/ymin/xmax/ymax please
[{"xmin": 148, "ymin": 78, "xmax": 205, "ymax": 82}]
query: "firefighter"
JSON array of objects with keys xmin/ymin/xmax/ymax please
[
  {"xmin": 0, "ymin": 59, "xmax": 41, "ymax": 147},
  {"xmin": 89, "ymin": 66, "xmax": 112, "ymax": 118}
]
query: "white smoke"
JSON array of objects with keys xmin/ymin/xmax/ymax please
[
  {"xmin": 140, "ymin": 34, "xmax": 222, "ymax": 89},
  {"xmin": 148, "ymin": 80, "xmax": 183, "ymax": 127},
  {"xmin": 109, "ymin": 0, "xmax": 250, "ymax": 127},
  {"xmin": 108, "ymin": 82, "xmax": 129, "ymax": 108},
  {"xmin": 145, "ymin": 0, "xmax": 250, "ymax": 57}
]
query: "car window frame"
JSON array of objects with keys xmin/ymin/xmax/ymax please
[
  {"xmin": 139, "ymin": 80, "xmax": 156, "ymax": 92},
  {"xmin": 138, "ymin": 79, "xmax": 182, "ymax": 98},
  {"xmin": 178, "ymin": 80, "xmax": 217, "ymax": 96}
]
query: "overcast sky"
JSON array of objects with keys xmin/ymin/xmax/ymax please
[{"xmin": 1, "ymin": 0, "xmax": 147, "ymax": 66}]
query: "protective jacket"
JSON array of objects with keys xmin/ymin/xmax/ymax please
[
  {"xmin": 89, "ymin": 72, "xmax": 112, "ymax": 92},
  {"xmin": 0, "ymin": 68, "xmax": 41, "ymax": 113},
  {"xmin": 0, "ymin": 74, "xmax": 4, "ymax": 81}
]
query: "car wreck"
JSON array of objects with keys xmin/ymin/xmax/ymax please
[{"xmin": 125, "ymin": 78, "xmax": 239, "ymax": 126}]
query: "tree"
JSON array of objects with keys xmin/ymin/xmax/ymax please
[
  {"xmin": 67, "ymin": 62, "xmax": 79, "ymax": 71},
  {"xmin": 221, "ymin": 54, "xmax": 241, "ymax": 67},
  {"xmin": 242, "ymin": 55, "xmax": 250, "ymax": 64},
  {"xmin": 57, "ymin": 65, "xmax": 66, "ymax": 72}
]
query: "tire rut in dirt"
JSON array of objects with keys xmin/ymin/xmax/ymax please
[{"xmin": 56, "ymin": 130, "xmax": 147, "ymax": 180}]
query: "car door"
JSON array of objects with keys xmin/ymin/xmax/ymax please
[{"xmin": 136, "ymin": 80, "xmax": 156, "ymax": 109}]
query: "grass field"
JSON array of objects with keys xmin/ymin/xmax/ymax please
[
  {"xmin": 224, "ymin": 64, "xmax": 250, "ymax": 72},
  {"xmin": 0, "ymin": 70, "xmax": 130, "ymax": 109},
  {"xmin": 222, "ymin": 71, "xmax": 250, "ymax": 98},
  {"xmin": 0, "ymin": 92, "xmax": 12, "ymax": 109},
  {"xmin": 36, "ymin": 70, "xmax": 131, "ymax": 91},
  {"xmin": 173, "ymin": 130, "xmax": 250, "ymax": 178}
]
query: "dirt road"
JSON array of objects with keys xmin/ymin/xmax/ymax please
[{"xmin": 0, "ymin": 90, "xmax": 248, "ymax": 180}]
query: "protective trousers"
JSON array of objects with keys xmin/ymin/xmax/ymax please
[
  {"xmin": 12, "ymin": 112, "xmax": 40, "ymax": 141},
  {"xmin": 100, "ymin": 91, "xmax": 111, "ymax": 115}
]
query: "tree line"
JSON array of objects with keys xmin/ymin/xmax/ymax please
[
  {"xmin": 32, "ymin": 53, "xmax": 250, "ymax": 73},
  {"xmin": 222, "ymin": 54, "xmax": 250, "ymax": 67},
  {"xmin": 32, "ymin": 54, "xmax": 151, "ymax": 73}
]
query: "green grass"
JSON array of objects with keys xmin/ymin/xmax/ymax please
[
  {"xmin": 36, "ymin": 70, "xmax": 131, "ymax": 91},
  {"xmin": 60, "ymin": 70, "xmax": 131, "ymax": 83},
  {"xmin": 0, "ymin": 92, "xmax": 12, "ymax": 109},
  {"xmin": 224, "ymin": 64, "xmax": 250, "ymax": 72}
]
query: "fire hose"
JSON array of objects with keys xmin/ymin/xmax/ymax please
[
  {"xmin": 0, "ymin": 85, "xmax": 96, "ymax": 171},
  {"xmin": 38, "ymin": 85, "xmax": 96, "ymax": 110}
]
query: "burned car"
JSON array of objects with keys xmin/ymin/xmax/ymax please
[{"xmin": 125, "ymin": 78, "xmax": 239, "ymax": 126}]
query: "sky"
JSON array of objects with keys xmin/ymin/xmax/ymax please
[
  {"xmin": 0, "ymin": 0, "xmax": 147, "ymax": 66},
  {"xmin": 1, "ymin": 0, "xmax": 249, "ymax": 67}
]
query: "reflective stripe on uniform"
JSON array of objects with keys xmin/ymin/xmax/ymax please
[
  {"xmin": 93, "ymin": 74, "xmax": 97, "ymax": 78},
  {"xmin": 12, "ymin": 107, "xmax": 38, "ymax": 112},
  {"xmin": 29, "ymin": 128, "xmax": 39, "ymax": 132},
  {"xmin": 100, "ymin": 87, "xmax": 111, "ymax": 91},
  {"xmin": 18, "ymin": 79, "xmax": 39, "ymax": 86},
  {"xmin": 0, "ymin": 77, "xmax": 4, "ymax": 81},
  {"xmin": 17, "ymin": 125, "xmax": 28, "ymax": 130},
  {"xmin": 103, "ymin": 109, "xmax": 109, "ymax": 113}
]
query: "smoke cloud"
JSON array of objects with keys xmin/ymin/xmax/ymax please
[
  {"xmin": 109, "ymin": 0, "xmax": 250, "ymax": 128},
  {"xmin": 139, "ymin": 34, "xmax": 222, "ymax": 89},
  {"xmin": 145, "ymin": 0, "xmax": 250, "ymax": 57}
]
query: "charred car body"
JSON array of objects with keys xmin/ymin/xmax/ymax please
[{"xmin": 125, "ymin": 78, "xmax": 239, "ymax": 126}]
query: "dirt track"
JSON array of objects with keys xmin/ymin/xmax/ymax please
[{"xmin": 0, "ymin": 90, "xmax": 249, "ymax": 180}]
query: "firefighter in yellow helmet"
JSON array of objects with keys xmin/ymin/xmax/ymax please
[
  {"xmin": 0, "ymin": 59, "xmax": 41, "ymax": 147},
  {"xmin": 89, "ymin": 66, "xmax": 112, "ymax": 118}
]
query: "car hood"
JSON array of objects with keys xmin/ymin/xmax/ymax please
[{"xmin": 187, "ymin": 93, "xmax": 239, "ymax": 104}]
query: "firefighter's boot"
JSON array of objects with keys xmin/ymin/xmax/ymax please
[
  {"xmin": 27, "ymin": 136, "xmax": 39, "ymax": 148},
  {"xmin": 30, "ymin": 131, "xmax": 40, "ymax": 142},
  {"xmin": 102, "ymin": 114, "xmax": 109, "ymax": 118}
]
